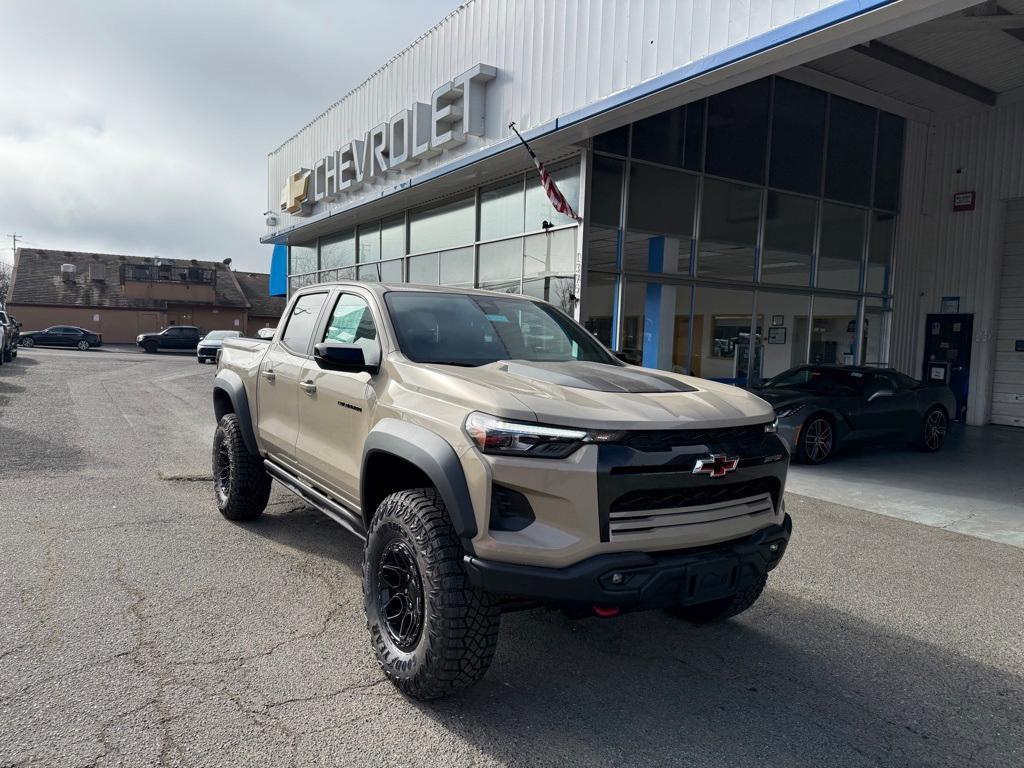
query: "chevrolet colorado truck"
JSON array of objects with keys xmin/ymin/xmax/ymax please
[{"xmin": 213, "ymin": 282, "xmax": 791, "ymax": 699}]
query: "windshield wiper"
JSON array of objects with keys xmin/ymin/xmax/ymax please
[{"xmin": 428, "ymin": 360, "xmax": 483, "ymax": 367}]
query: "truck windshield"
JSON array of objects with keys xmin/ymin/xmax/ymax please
[{"xmin": 384, "ymin": 291, "xmax": 618, "ymax": 367}]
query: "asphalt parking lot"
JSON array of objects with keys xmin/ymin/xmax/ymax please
[{"xmin": 1, "ymin": 348, "xmax": 1021, "ymax": 768}]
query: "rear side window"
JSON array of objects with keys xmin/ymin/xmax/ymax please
[{"xmin": 281, "ymin": 292, "xmax": 328, "ymax": 353}]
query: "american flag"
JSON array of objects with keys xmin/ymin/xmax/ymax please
[{"xmin": 509, "ymin": 122, "xmax": 581, "ymax": 222}]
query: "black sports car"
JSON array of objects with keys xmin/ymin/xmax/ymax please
[
  {"xmin": 19, "ymin": 325, "xmax": 103, "ymax": 350},
  {"xmin": 754, "ymin": 365, "xmax": 956, "ymax": 464}
]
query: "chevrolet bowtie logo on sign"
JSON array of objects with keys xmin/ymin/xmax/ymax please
[
  {"xmin": 280, "ymin": 170, "xmax": 311, "ymax": 215},
  {"xmin": 278, "ymin": 63, "xmax": 497, "ymax": 218}
]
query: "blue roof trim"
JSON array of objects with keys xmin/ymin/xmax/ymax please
[{"xmin": 262, "ymin": 0, "xmax": 894, "ymax": 246}]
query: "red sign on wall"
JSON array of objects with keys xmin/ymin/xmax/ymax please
[{"xmin": 953, "ymin": 191, "xmax": 976, "ymax": 212}]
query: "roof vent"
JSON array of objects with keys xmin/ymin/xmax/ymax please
[
  {"xmin": 89, "ymin": 263, "xmax": 106, "ymax": 282},
  {"xmin": 60, "ymin": 263, "xmax": 76, "ymax": 282}
]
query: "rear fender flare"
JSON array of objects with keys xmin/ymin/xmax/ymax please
[
  {"xmin": 213, "ymin": 369, "xmax": 260, "ymax": 457},
  {"xmin": 361, "ymin": 419, "xmax": 477, "ymax": 541}
]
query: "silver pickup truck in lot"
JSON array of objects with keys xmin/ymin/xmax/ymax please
[{"xmin": 213, "ymin": 282, "xmax": 791, "ymax": 699}]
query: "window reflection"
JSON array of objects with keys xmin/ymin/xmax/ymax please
[
  {"xmin": 697, "ymin": 179, "xmax": 760, "ymax": 281},
  {"xmin": 818, "ymin": 203, "xmax": 865, "ymax": 292}
]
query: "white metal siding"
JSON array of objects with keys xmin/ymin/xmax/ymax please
[
  {"xmin": 266, "ymin": 0, "xmax": 856, "ymax": 230},
  {"xmin": 992, "ymin": 198, "xmax": 1024, "ymax": 427},
  {"xmin": 891, "ymin": 100, "xmax": 1024, "ymax": 426}
]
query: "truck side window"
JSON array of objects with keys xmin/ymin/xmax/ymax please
[
  {"xmin": 281, "ymin": 292, "xmax": 328, "ymax": 354},
  {"xmin": 324, "ymin": 294, "xmax": 378, "ymax": 355}
]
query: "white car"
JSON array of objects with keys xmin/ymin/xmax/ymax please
[{"xmin": 196, "ymin": 330, "xmax": 241, "ymax": 364}]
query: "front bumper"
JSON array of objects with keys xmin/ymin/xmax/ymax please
[
  {"xmin": 197, "ymin": 347, "xmax": 218, "ymax": 359},
  {"xmin": 464, "ymin": 514, "xmax": 791, "ymax": 610}
]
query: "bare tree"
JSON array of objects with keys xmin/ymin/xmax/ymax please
[{"xmin": 0, "ymin": 260, "xmax": 11, "ymax": 306}]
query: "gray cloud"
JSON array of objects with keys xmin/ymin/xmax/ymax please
[{"xmin": 0, "ymin": 0, "xmax": 460, "ymax": 271}]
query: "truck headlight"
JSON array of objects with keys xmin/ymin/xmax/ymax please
[
  {"xmin": 765, "ymin": 417, "xmax": 778, "ymax": 433},
  {"xmin": 465, "ymin": 412, "xmax": 618, "ymax": 459}
]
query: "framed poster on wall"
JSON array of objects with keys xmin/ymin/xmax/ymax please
[{"xmin": 768, "ymin": 327, "xmax": 787, "ymax": 345}]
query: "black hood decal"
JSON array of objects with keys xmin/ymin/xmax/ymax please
[{"xmin": 501, "ymin": 360, "xmax": 697, "ymax": 393}]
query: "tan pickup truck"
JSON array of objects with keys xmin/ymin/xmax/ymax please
[{"xmin": 213, "ymin": 282, "xmax": 791, "ymax": 699}]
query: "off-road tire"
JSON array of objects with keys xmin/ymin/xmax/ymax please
[
  {"xmin": 915, "ymin": 406, "xmax": 948, "ymax": 452},
  {"xmin": 363, "ymin": 488, "xmax": 500, "ymax": 700},
  {"xmin": 20, "ymin": 337, "xmax": 34, "ymax": 348},
  {"xmin": 667, "ymin": 572, "xmax": 768, "ymax": 623},
  {"xmin": 143, "ymin": 341, "xmax": 158, "ymax": 354},
  {"xmin": 795, "ymin": 413, "xmax": 835, "ymax": 464},
  {"xmin": 211, "ymin": 414, "xmax": 271, "ymax": 521}
]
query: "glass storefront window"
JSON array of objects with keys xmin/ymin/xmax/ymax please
[
  {"xmin": 631, "ymin": 101, "xmax": 703, "ymax": 171},
  {"xmin": 409, "ymin": 194, "xmax": 475, "ymax": 253},
  {"xmin": 825, "ymin": 96, "xmax": 876, "ymax": 206},
  {"xmin": 480, "ymin": 175, "xmax": 526, "ymax": 240},
  {"xmin": 440, "ymin": 247, "xmax": 474, "ymax": 288},
  {"xmin": 381, "ymin": 215, "xmax": 406, "ymax": 259},
  {"xmin": 864, "ymin": 298, "xmax": 891, "ymax": 367},
  {"xmin": 810, "ymin": 295, "xmax": 860, "ymax": 365},
  {"xmin": 593, "ymin": 125, "xmax": 628, "ymax": 156},
  {"xmin": 320, "ymin": 230, "xmax": 355, "ymax": 270},
  {"xmin": 290, "ymin": 241, "xmax": 317, "ymax": 276},
  {"xmin": 625, "ymin": 163, "xmax": 696, "ymax": 274},
  {"xmin": 581, "ymin": 271, "xmax": 617, "ymax": 347},
  {"xmin": 525, "ymin": 160, "xmax": 580, "ymax": 229},
  {"xmin": 478, "ymin": 238, "xmax": 522, "ymax": 293},
  {"xmin": 408, "ymin": 253, "xmax": 438, "ymax": 285},
  {"xmin": 705, "ymin": 78, "xmax": 770, "ymax": 184},
  {"xmin": 867, "ymin": 211, "xmax": 895, "ymax": 295},
  {"xmin": 523, "ymin": 229, "xmax": 576, "ymax": 311},
  {"xmin": 590, "ymin": 155, "xmax": 624, "ymax": 229},
  {"xmin": 692, "ymin": 287, "xmax": 756, "ymax": 385},
  {"xmin": 762, "ymin": 192, "xmax": 816, "ymax": 287},
  {"xmin": 874, "ymin": 112, "xmax": 904, "ymax": 212},
  {"xmin": 769, "ymin": 78, "xmax": 826, "ymax": 196},
  {"xmin": 621, "ymin": 278, "xmax": 693, "ymax": 372},
  {"xmin": 697, "ymin": 179, "xmax": 761, "ymax": 281},
  {"xmin": 818, "ymin": 203, "xmax": 865, "ymax": 292},
  {"xmin": 754, "ymin": 291, "xmax": 811, "ymax": 385},
  {"xmin": 358, "ymin": 257, "xmax": 402, "ymax": 283},
  {"xmin": 358, "ymin": 222, "xmax": 381, "ymax": 262}
]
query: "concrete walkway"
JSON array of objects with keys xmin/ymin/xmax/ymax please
[{"xmin": 787, "ymin": 423, "xmax": 1024, "ymax": 548}]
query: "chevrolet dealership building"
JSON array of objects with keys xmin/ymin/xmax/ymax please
[{"xmin": 262, "ymin": 0, "xmax": 1024, "ymax": 429}]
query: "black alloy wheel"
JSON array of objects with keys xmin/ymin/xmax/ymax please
[
  {"xmin": 213, "ymin": 437, "xmax": 232, "ymax": 507},
  {"xmin": 376, "ymin": 539, "xmax": 425, "ymax": 652},
  {"xmin": 920, "ymin": 408, "xmax": 948, "ymax": 452},
  {"xmin": 20, "ymin": 337, "xmax": 34, "ymax": 347},
  {"xmin": 800, "ymin": 416, "xmax": 834, "ymax": 464}
]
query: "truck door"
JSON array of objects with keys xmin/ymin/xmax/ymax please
[
  {"xmin": 257, "ymin": 291, "xmax": 330, "ymax": 463},
  {"xmin": 295, "ymin": 291, "xmax": 380, "ymax": 505}
]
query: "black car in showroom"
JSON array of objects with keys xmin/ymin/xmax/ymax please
[
  {"xmin": 19, "ymin": 325, "xmax": 103, "ymax": 351},
  {"xmin": 754, "ymin": 365, "xmax": 957, "ymax": 464}
]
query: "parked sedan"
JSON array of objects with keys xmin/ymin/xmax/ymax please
[
  {"xmin": 19, "ymin": 325, "xmax": 103, "ymax": 351},
  {"xmin": 754, "ymin": 365, "xmax": 956, "ymax": 464},
  {"xmin": 196, "ymin": 330, "xmax": 240, "ymax": 364}
]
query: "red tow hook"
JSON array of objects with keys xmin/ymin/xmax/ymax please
[{"xmin": 592, "ymin": 605, "xmax": 620, "ymax": 618}]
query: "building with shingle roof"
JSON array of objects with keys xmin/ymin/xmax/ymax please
[{"xmin": 6, "ymin": 248, "xmax": 280, "ymax": 343}]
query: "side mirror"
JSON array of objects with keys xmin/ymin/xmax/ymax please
[
  {"xmin": 612, "ymin": 351, "xmax": 631, "ymax": 364},
  {"xmin": 868, "ymin": 388, "xmax": 895, "ymax": 402},
  {"xmin": 314, "ymin": 342, "xmax": 378, "ymax": 374}
]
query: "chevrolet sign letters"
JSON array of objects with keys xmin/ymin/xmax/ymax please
[{"xmin": 281, "ymin": 63, "xmax": 497, "ymax": 217}]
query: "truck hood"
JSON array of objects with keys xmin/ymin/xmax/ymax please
[
  {"xmin": 750, "ymin": 388, "xmax": 812, "ymax": 408},
  {"xmin": 410, "ymin": 358, "xmax": 774, "ymax": 430}
]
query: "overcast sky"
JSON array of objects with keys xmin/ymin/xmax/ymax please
[{"xmin": 0, "ymin": 0, "xmax": 459, "ymax": 272}]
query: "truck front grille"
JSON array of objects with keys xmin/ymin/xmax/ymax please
[
  {"xmin": 608, "ymin": 491, "xmax": 775, "ymax": 541},
  {"xmin": 610, "ymin": 478, "xmax": 778, "ymax": 514},
  {"xmin": 619, "ymin": 425, "xmax": 765, "ymax": 452}
]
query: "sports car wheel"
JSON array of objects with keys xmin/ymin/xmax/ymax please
[
  {"xmin": 797, "ymin": 415, "xmax": 834, "ymax": 464},
  {"xmin": 20, "ymin": 337, "xmax": 34, "ymax": 347},
  {"xmin": 917, "ymin": 407, "xmax": 948, "ymax": 452}
]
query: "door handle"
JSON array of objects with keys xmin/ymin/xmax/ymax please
[
  {"xmin": 299, "ymin": 380, "xmax": 317, "ymax": 395},
  {"xmin": 261, "ymin": 370, "xmax": 276, "ymax": 382}
]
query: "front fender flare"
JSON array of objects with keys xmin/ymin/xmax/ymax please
[
  {"xmin": 361, "ymin": 419, "xmax": 477, "ymax": 540},
  {"xmin": 213, "ymin": 369, "xmax": 260, "ymax": 457}
]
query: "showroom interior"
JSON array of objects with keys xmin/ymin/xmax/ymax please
[{"xmin": 266, "ymin": 0, "xmax": 1023, "ymax": 436}]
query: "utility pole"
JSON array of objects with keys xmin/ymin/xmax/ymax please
[{"xmin": 5, "ymin": 233, "xmax": 22, "ymax": 261}]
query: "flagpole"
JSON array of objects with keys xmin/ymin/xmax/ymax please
[{"xmin": 508, "ymin": 122, "xmax": 581, "ymax": 223}]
